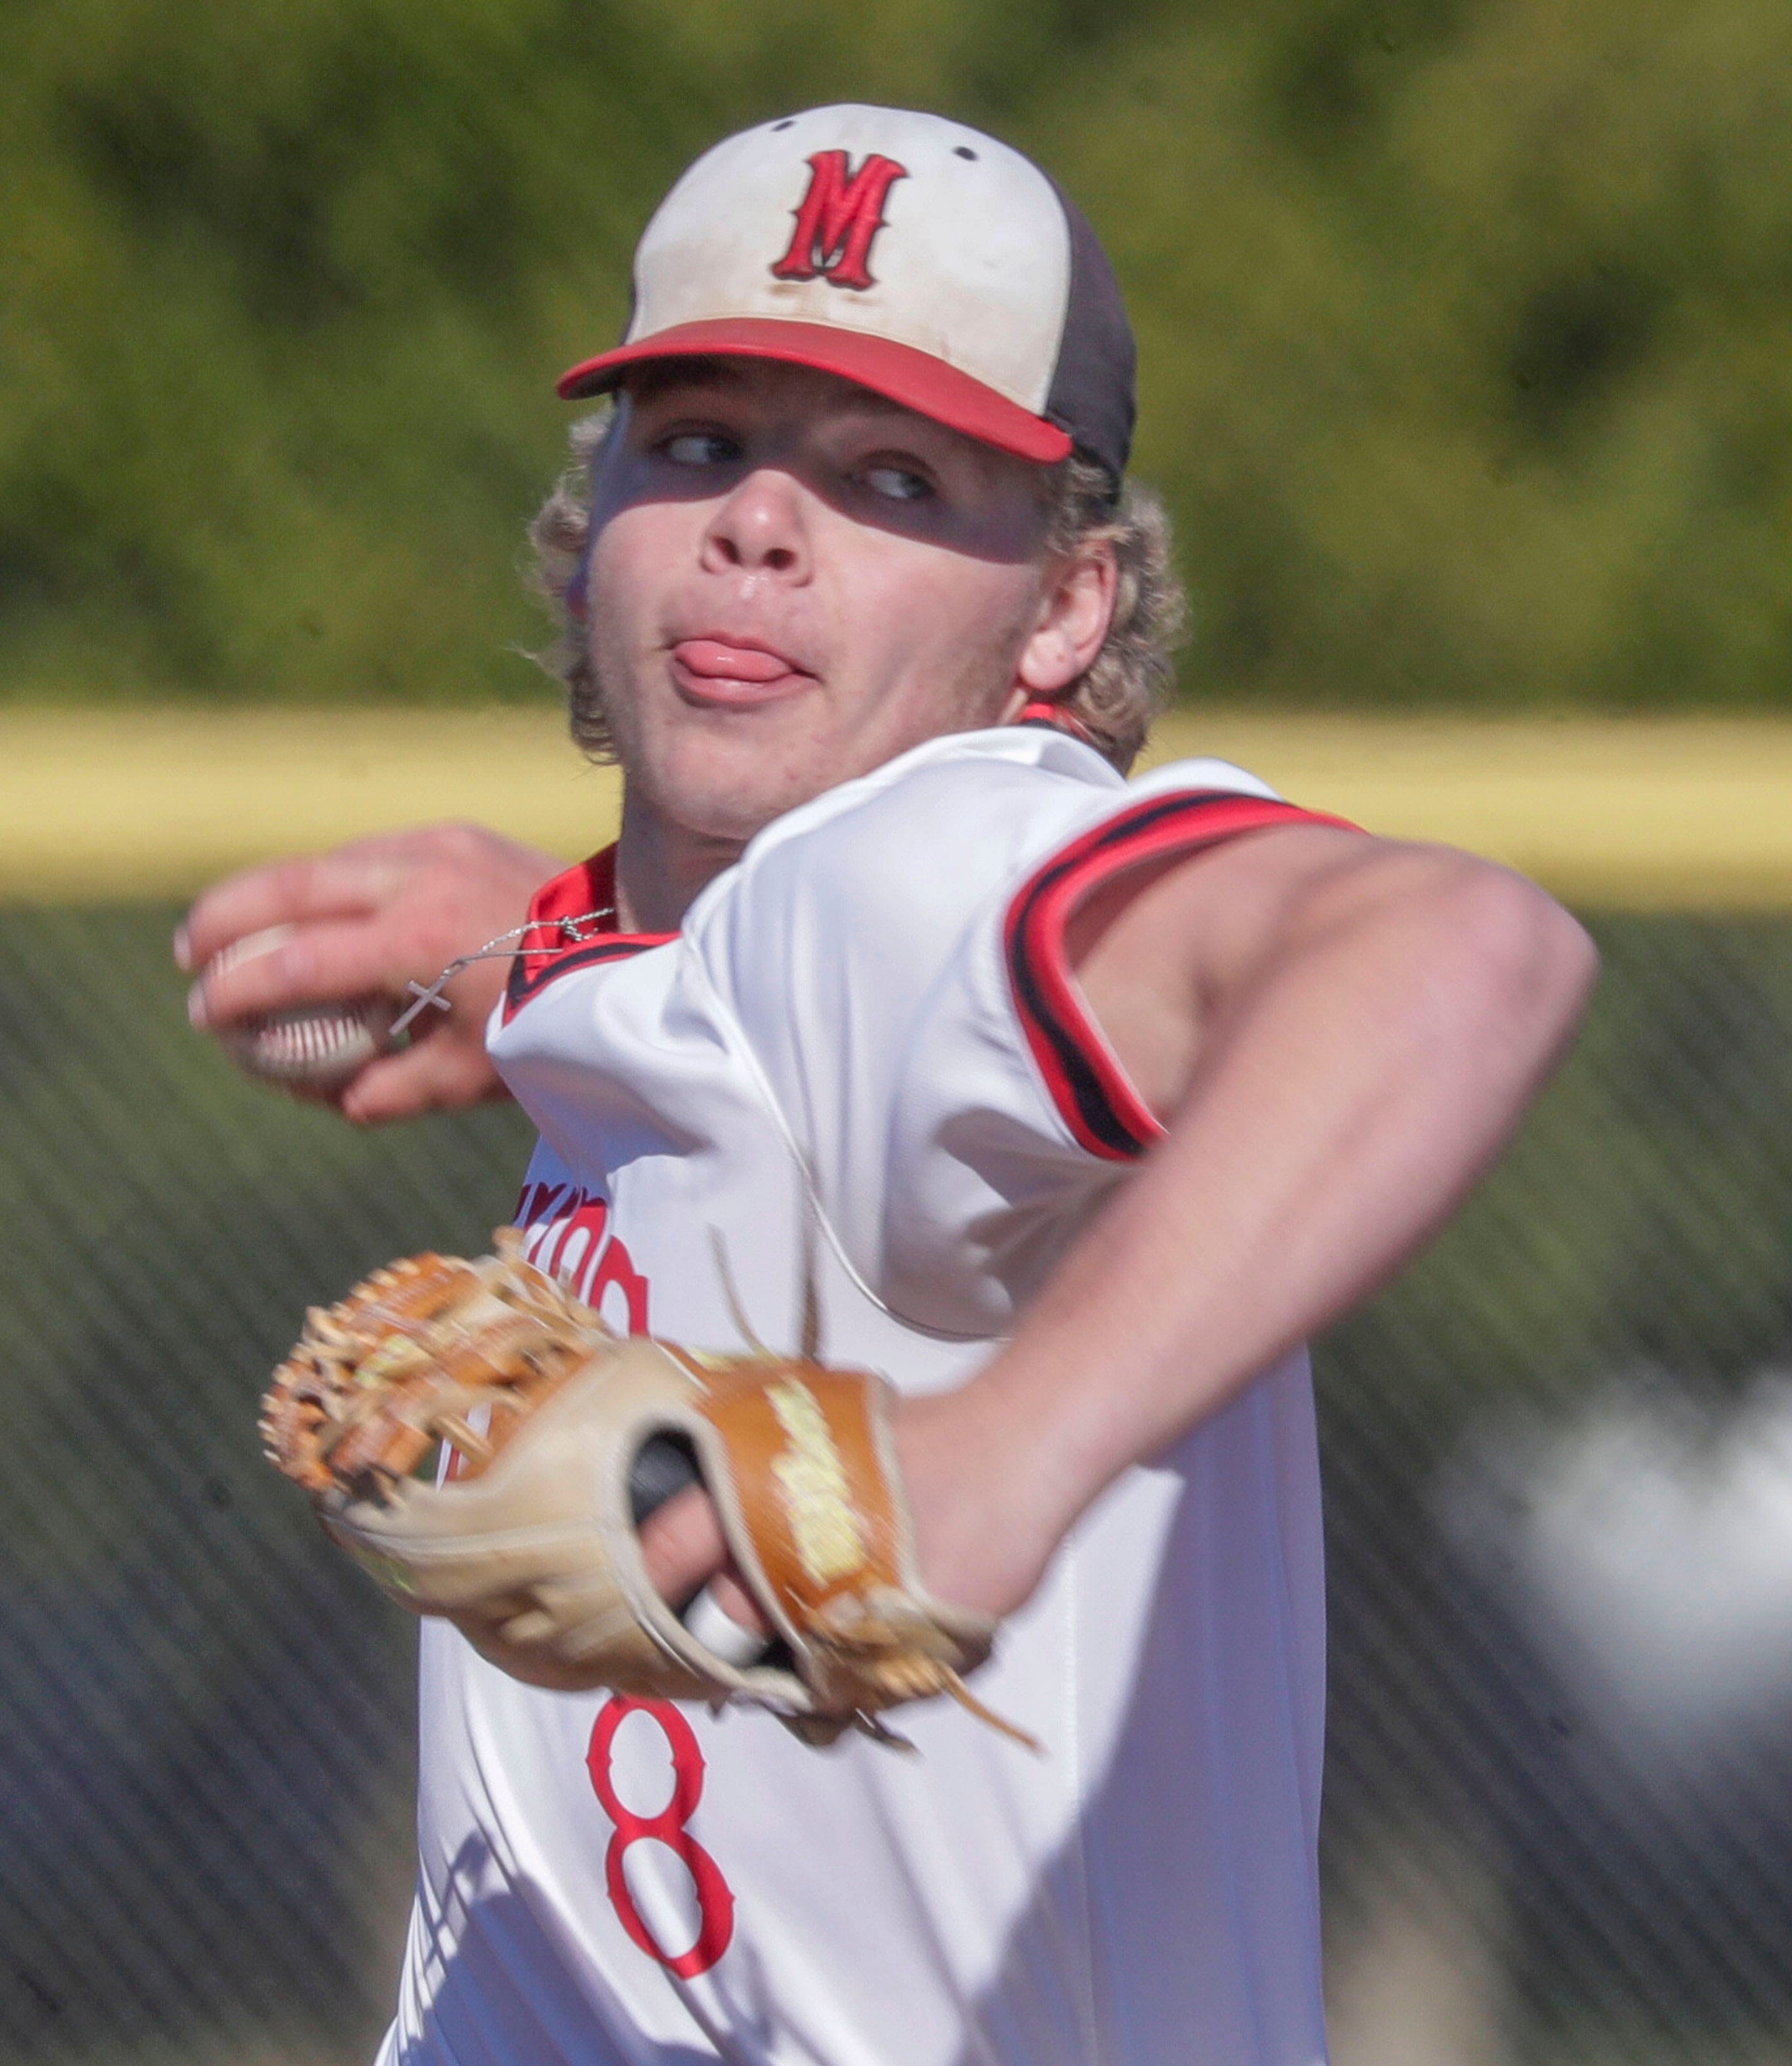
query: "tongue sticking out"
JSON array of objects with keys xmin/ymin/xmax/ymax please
[{"xmin": 675, "ymin": 640, "xmax": 796, "ymax": 683}]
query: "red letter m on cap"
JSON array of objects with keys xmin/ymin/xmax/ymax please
[{"xmin": 771, "ymin": 150, "xmax": 908, "ymax": 292}]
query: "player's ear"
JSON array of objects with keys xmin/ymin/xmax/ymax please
[{"xmin": 1014, "ymin": 543, "xmax": 1117, "ymax": 696}]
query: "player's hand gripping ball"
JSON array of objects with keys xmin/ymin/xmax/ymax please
[
  {"xmin": 261, "ymin": 1231, "xmax": 1034, "ymax": 1749},
  {"xmin": 207, "ymin": 927, "xmax": 399, "ymax": 1093}
]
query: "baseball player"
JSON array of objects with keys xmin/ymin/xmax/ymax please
[{"xmin": 180, "ymin": 106, "xmax": 1595, "ymax": 2066}]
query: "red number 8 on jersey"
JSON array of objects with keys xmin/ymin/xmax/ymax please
[{"xmin": 587, "ymin": 1696, "xmax": 735, "ymax": 1978}]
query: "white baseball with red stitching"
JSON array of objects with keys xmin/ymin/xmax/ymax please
[{"xmin": 208, "ymin": 925, "xmax": 397, "ymax": 1091}]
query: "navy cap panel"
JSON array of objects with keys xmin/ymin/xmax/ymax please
[{"xmin": 1042, "ymin": 178, "xmax": 1137, "ymax": 486}]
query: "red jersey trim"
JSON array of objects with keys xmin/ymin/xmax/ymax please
[
  {"xmin": 502, "ymin": 845, "xmax": 674, "ymax": 1024},
  {"xmin": 1003, "ymin": 793, "xmax": 1359, "ymax": 1161},
  {"xmin": 1016, "ymin": 698, "xmax": 1100, "ymax": 749}
]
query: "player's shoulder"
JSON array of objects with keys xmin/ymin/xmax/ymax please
[
  {"xmin": 742, "ymin": 726, "xmax": 1123, "ymax": 872},
  {"xmin": 689, "ymin": 726, "xmax": 1279, "ymax": 945}
]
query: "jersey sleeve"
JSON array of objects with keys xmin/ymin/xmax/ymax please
[
  {"xmin": 1001, "ymin": 784, "xmax": 1346, "ymax": 1161},
  {"xmin": 686, "ymin": 737, "xmax": 1349, "ymax": 1340}
]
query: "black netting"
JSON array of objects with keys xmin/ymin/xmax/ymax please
[
  {"xmin": 1322, "ymin": 915, "xmax": 1792, "ymax": 2064},
  {"xmin": 0, "ymin": 905, "xmax": 535, "ymax": 2064},
  {"xmin": 4, "ymin": 904, "xmax": 1791, "ymax": 2063}
]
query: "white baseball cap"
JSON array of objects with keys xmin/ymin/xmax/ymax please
[{"xmin": 558, "ymin": 104, "xmax": 1136, "ymax": 485}]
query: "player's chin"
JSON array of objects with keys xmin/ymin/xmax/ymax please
[{"xmin": 652, "ymin": 722, "xmax": 847, "ymax": 843}]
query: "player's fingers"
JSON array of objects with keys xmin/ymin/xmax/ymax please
[
  {"xmin": 638, "ymin": 1484, "xmax": 734, "ymax": 1613},
  {"xmin": 637, "ymin": 1493, "xmax": 772, "ymax": 1638},
  {"xmin": 335, "ymin": 1035, "xmax": 508, "ymax": 1126},
  {"xmin": 189, "ymin": 915, "xmax": 414, "ymax": 1028},
  {"xmin": 177, "ymin": 845, "xmax": 411, "ymax": 972}
]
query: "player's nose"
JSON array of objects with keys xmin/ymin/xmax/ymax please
[{"xmin": 700, "ymin": 468, "xmax": 810, "ymax": 580}]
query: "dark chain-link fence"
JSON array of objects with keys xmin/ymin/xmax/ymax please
[{"xmin": 4, "ymin": 904, "xmax": 1791, "ymax": 2065}]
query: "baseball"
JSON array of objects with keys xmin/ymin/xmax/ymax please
[{"xmin": 208, "ymin": 925, "xmax": 399, "ymax": 1092}]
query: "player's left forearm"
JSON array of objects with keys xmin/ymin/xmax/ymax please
[{"xmin": 908, "ymin": 849, "xmax": 1597, "ymax": 1618}]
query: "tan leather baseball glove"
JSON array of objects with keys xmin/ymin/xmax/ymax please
[{"xmin": 261, "ymin": 1230, "xmax": 1032, "ymax": 1749}]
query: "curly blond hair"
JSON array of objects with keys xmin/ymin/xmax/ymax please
[{"xmin": 529, "ymin": 409, "xmax": 1185, "ymax": 773}]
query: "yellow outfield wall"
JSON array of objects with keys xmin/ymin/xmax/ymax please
[{"xmin": 5, "ymin": 705, "xmax": 1792, "ymax": 908}]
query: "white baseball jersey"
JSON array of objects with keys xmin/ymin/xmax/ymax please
[{"xmin": 377, "ymin": 727, "xmax": 1338, "ymax": 2066}]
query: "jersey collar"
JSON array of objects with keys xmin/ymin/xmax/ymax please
[{"xmin": 501, "ymin": 845, "xmax": 675, "ymax": 1024}]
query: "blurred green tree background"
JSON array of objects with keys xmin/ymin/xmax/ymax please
[{"xmin": 3, "ymin": 0, "xmax": 1788, "ymax": 710}]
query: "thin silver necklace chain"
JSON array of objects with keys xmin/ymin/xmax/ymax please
[
  {"xmin": 389, "ymin": 907, "xmax": 617, "ymax": 1037},
  {"xmin": 395, "ymin": 900, "xmax": 992, "ymax": 1347}
]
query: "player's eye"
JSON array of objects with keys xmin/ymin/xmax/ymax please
[
  {"xmin": 657, "ymin": 430, "xmax": 740, "ymax": 468},
  {"xmin": 859, "ymin": 461, "xmax": 934, "ymax": 504}
]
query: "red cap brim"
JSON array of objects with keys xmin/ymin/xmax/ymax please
[{"xmin": 556, "ymin": 318, "xmax": 1073, "ymax": 465}]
